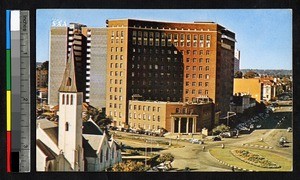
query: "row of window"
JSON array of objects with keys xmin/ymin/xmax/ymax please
[
  {"xmin": 131, "ymin": 89, "xmax": 182, "ymax": 95},
  {"xmin": 185, "ymin": 89, "xmax": 209, "ymax": 95},
  {"xmin": 109, "ymin": 103, "xmax": 123, "ymax": 109},
  {"xmin": 110, "ymin": 54, "xmax": 124, "ymax": 60},
  {"xmin": 110, "ymin": 38, "xmax": 124, "ymax": 44},
  {"xmin": 186, "ymin": 81, "xmax": 209, "ymax": 87},
  {"xmin": 186, "ymin": 66, "xmax": 210, "ymax": 71},
  {"xmin": 131, "ymin": 72, "xmax": 183, "ymax": 78},
  {"xmin": 129, "ymin": 123, "xmax": 160, "ymax": 131},
  {"xmin": 129, "ymin": 112, "xmax": 161, "ymax": 122},
  {"xmin": 131, "ymin": 55, "xmax": 183, "ymax": 63},
  {"xmin": 109, "ymin": 63, "xmax": 124, "ymax": 69},
  {"xmin": 131, "ymin": 64, "xmax": 182, "ymax": 71},
  {"xmin": 132, "ymin": 31, "xmax": 211, "ymax": 41},
  {"xmin": 109, "ymin": 111, "xmax": 123, "ymax": 118},
  {"xmin": 132, "ymin": 31, "xmax": 211, "ymax": 47},
  {"xmin": 109, "ymin": 71, "xmax": 124, "ymax": 77},
  {"xmin": 186, "ymin": 74, "xmax": 210, "ymax": 79},
  {"xmin": 131, "ymin": 80, "xmax": 183, "ymax": 86},
  {"xmin": 109, "ymin": 79, "xmax": 123, "ymax": 85},
  {"xmin": 109, "ymin": 95, "xmax": 123, "ymax": 101},
  {"xmin": 109, "ymin": 87, "xmax": 123, "ymax": 93},
  {"xmin": 111, "ymin": 31, "xmax": 124, "ymax": 38},
  {"xmin": 61, "ymin": 94, "xmax": 74, "ymax": 105},
  {"xmin": 129, "ymin": 104, "xmax": 161, "ymax": 112},
  {"xmin": 133, "ymin": 37, "xmax": 210, "ymax": 48},
  {"xmin": 110, "ymin": 47, "xmax": 124, "ymax": 52}
]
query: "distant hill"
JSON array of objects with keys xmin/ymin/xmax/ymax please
[{"xmin": 240, "ymin": 69, "xmax": 292, "ymax": 76}]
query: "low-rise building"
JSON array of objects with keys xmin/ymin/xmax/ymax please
[
  {"xmin": 128, "ymin": 97, "xmax": 214, "ymax": 133},
  {"xmin": 234, "ymin": 78, "xmax": 262, "ymax": 102},
  {"xmin": 230, "ymin": 93, "xmax": 256, "ymax": 114}
]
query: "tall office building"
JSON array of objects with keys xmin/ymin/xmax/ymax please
[
  {"xmin": 106, "ymin": 19, "xmax": 236, "ymax": 127},
  {"xmin": 234, "ymin": 49, "xmax": 240, "ymax": 73},
  {"xmin": 48, "ymin": 23, "xmax": 107, "ymax": 109}
]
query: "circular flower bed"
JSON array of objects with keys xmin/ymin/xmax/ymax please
[{"xmin": 231, "ymin": 149, "xmax": 281, "ymax": 168}]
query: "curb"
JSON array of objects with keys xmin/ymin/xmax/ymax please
[
  {"xmin": 242, "ymin": 143, "xmax": 273, "ymax": 149},
  {"xmin": 208, "ymin": 149, "xmax": 255, "ymax": 172}
]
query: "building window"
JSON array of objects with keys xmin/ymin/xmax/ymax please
[
  {"xmin": 62, "ymin": 94, "xmax": 65, "ymax": 105},
  {"xmin": 157, "ymin": 116, "xmax": 160, "ymax": 122},
  {"xmin": 66, "ymin": 77, "xmax": 72, "ymax": 86},
  {"xmin": 205, "ymin": 66, "xmax": 209, "ymax": 71},
  {"xmin": 70, "ymin": 95, "xmax": 73, "ymax": 105},
  {"xmin": 66, "ymin": 94, "xmax": 69, "ymax": 105},
  {"xmin": 199, "ymin": 74, "xmax": 203, "ymax": 78},
  {"xmin": 207, "ymin": 35, "xmax": 211, "ymax": 40},
  {"xmin": 206, "ymin": 58, "xmax": 210, "ymax": 63},
  {"xmin": 205, "ymin": 74, "xmax": 209, "ymax": 79},
  {"xmin": 200, "ymin": 50, "xmax": 203, "ymax": 55},
  {"xmin": 206, "ymin": 50, "xmax": 210, "ymax": 55},
  {"xmin": 205, "ymin": 82, "xmax": 209, "ymax": 87},
  {"xmin": 65, "ymin": 122, "xmax": 69, "ymax": 131},
  {"xmin": 198, "ymin": 90, "xmax": 202, "ymax": 94},
  {"xmin": 100, "ymin": 150, "xmax": 103, "ymax": 163},
  {"xmin": 199, "ymin": 58, "xmax": 203, "ymax": 63},
  {"xmin": 158, "ymin": 107, "xmax": 161, "ymax": 112},
  {"xmin": 205, "ymin": 90, "xmax": 209, "ymax": 95}
]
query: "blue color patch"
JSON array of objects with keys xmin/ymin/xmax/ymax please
[{"xmin": 6, "ymin": 10, "xmax": 11, "ymax": 49}]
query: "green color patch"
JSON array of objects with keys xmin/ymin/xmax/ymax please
[{"xmin": 6, "ymin": 50, "xmax": 11, "ymax": 90}]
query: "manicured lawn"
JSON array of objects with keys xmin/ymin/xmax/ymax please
[{"xmin": 209, "ymin": 147, "xmax": 292, "ymax": 171}]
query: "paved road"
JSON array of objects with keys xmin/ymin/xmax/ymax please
[{"xmin": 113, "ymin": 107, "xmax": 292, "ymax": 172}]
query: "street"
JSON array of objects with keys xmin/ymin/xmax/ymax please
[{"xmin": 113, "ymin": 106, "xmax": 292, "ymax": 172}]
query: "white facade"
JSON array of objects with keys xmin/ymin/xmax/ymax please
[{"xmin": 58, "ymin": 92, "xmax": 85, "ymax": 171}]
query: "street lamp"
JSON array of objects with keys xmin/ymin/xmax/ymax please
[{"xmin": 227, "ymin": 112, "xmax": 236, "ymax": 126}]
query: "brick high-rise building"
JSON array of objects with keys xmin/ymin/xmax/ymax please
[
  {"xmin": 48, "ymin": 23, "xmax": 107, "ymax": 108},
  {"xmin": 106, "ymin": 19, "xmax": 236, "ymax": 127}
]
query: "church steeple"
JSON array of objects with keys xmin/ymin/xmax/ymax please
[
  {"xmin": 59, "ymin": 46, "xmax": 78, "ymax": 92},
  {"xmin": 58, "ymin": 45, "xmax": 84, "ymax": 171}
]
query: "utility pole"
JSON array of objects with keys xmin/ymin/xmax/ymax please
[{"xmin": 227, "ymin": 112, "xmax": 236, "ymax": 126}]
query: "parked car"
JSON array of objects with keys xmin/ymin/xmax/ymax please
[
  {"xmin": 212, "ymin": 136, "xmax": 221, "ymax": 141},
  {"xmin": 219, "ymin": 132, "xmax": 232, "ymax": 138},
  {"xmin": 191, "ymin": 139, "xmax": 204, "ymax": 144},
  {"xmin": 287, "ymin": 127, "xmax": 292, "ymax": 132}
]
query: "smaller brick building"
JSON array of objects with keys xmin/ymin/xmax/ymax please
[{"xmin": 128, "ymin": 97, "xmax": 213, "ymax": 133}]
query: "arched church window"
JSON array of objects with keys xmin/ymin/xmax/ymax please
[
  {"xmin": 106, "ymin": 148, "xmax": 109, "ymax": 161},
  {"xmin": 62, "ymin": 94, "xmax": 65, "ymax": 104},
  {"xmin": 100, "ymin": 149, "xmax": 103, "ymax": 163},
  {"xmin": 65, "ymin": 122, "xmax": 69, "ymax": 131},
  {"xmin": 67, "ymin": 77, "xmax": 72, "ymax": 86},
  {"xmin": 66, "ymin": 94, "xmax": 69, "ymax": 105},
  {"xmin": 70, "ymin": 95, "xmax": 73, "ymax": 105}
]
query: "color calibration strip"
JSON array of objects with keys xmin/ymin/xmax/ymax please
[{"xmin": 6, "ymin": 10, "xmax": 31, "ymax": 173}]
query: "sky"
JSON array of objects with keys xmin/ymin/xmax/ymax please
[{"xmin": 36, "ymin": 9, "xmax": 292, "ymax": 70}]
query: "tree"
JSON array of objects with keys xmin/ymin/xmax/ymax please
[
  {"xmin": 243, "ymin": 71, "xmax": 259, "ymax": 79},
  {"xmin": 157, "ymin": 153, "xmax": 174, "ymax": 163},
  {"xmin": 111, "ymin": 161, "xmax": 150, "ymax": 172},
  {"xmin": 212, "ymin": 124, "xmax": 230, "ymax": 135},
  {"xmin": 41, "ymin": 61, "xmax": 49, "ymax": 70},
  {"xmin": 234, "ymin": 71, "xmax": 243, "ymax": 78},
  {"xmin": 83, "ymin": 104, "xmax": 112, "ymax": 129}
]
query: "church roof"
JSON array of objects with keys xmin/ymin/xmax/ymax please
[
  {"xmin": 36, "ymin": 139, "xmax": 57, "ymax": 161},
  {"xmin": 58, "ymin": 46, "xmax": 78, "ymax": 93},
  {"xmin": 37, "ymin": 119, "xmax": 59, "ymax": 145},
  {"xmin": 82, "ymin": 136, "xmax": 98, "ymax": 158},
  {"xmin": 82, "ymin": 119, "xmax": 103, "ymax": 135}
]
